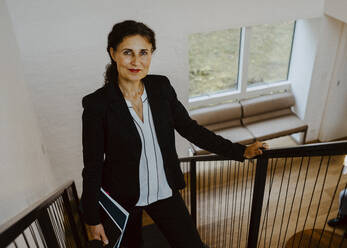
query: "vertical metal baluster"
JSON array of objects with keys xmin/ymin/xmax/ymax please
[
  {"xmin": 243, "ymin": 159, "xmax": 251, "ymax": 245},
  {"xmin": 307, "ymin": 156, "xmax": 331, "ymax": 247},
  {"xmin": 187, "ymin": 162, "xmax": 190, "ymax": 208},
  {"xmin": 51, "ymin": 203, "xmax": 66, "ymax": 248},
  {"xmin": 207, "ymin": 161, "xmax": 212, "ymax": 245},
  {"xmin": 236, "ymin": 162, "xmax": 242, "ymax": 247},
  {"xmin": 297, "ymin": 156, "xmax": 324, "ymax": 247},
  {"xmin": 291, "ymin": 156, "xmax": 311, "ymax": 248},
  {"xmin": 282, "ymin": 157, "xmax": 304, "ymax": 248},
  {"xmin": 37, "ymin": 208, "xmax": 60, "ymax": 248},
  {"xmin": 258, "ymin": 158, "xmax": 276, "ymax": 248},
  {"xmin": 35, "ymin": 220, "xmax": 48, "ymax": 248},
  {"xmin": 47, "ymin": 205, "xmax": 62, "ymax": 247},
  {"xmin": 216, "ymin": 160, "xmax": 224, "ymax": 247},
  {"xmin": 268, "ymin": 157, "xmax": 287, "ymax": 247},
  {"xmin": 57, "ymin": 197, "xmax": 72, "ymax": 248},
  {"xmin": 231, "ymin": 161, "xmax": 238, "ymax": 248},
  {"xmin": 71, "ymin": 182, "xmax": 89, "ymax": 243},
  {"xmin": 202, "ymin": 162, "xmax": 208, "ymax": 242},
  {"xmin": 238, "ymin": 161, "xmax": 244, "ymax": 247},
  {"xmin": 247, "ymin": 156, "xmax": 269, "ymax": 248},
  {"xmin": 237, "ymin": 162, "xmax": 244, "ymax": 248},
  {"xmin": 189, "ymin": 160, "xmax": 196, "ymax": 226},
  {"xmin": 211, "ymin": 160, "xmax": 214, "ymax": 246},
  {"xmin": 53, "ymin": 200, "xmax": 68, "ymax": 248},
  {"xmin": 62, "ymin": 190, "xmax": 83, "ymax": 248},
  {"xmin": 263, "ymin": 158, "xmax": 276, "ymax": 248},
  {"xmin": 190, "ymin": 160, "xmax": 197, "ymax": 227},
  {"xmin": 22, "ymin": 232, "xmax": 30, "ymax": 247},
  {"xmin": 240, "ymin": 161, "xmax": 248, "ymax": 246},
  {"xmin": 29, "ymin": 225, "xmax": 40, "ymax": 248},
  {"xmin": 222, "ymin": 160, "xmax": 232, "ymax": 248},
  {"xmin": 189, "ymin": 163, "xmax": 191, "ymax": 207},
  {"xmin": 276, "ymin": 157, "xmax": 294, "ymax": 248},
  {"xmin": 211, "ymin": 160, "xmax": 218, "ymax": 247},
  {"xmin": 197, "ymin": 162, "xmax": 201, "ymax": 233},
  {"xmin": 246, "ymin": 159, "xmax": 255, "ymax": 245}
]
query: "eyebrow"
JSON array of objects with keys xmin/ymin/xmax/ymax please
[{"xmin": 122, "ymin": 48, "xmax": 149, "ymax": 51}]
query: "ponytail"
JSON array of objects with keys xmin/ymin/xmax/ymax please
[{"xmin": 104, "ymin": 60, "xmax": 118, "ymax": 85}]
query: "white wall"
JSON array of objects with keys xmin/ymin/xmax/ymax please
[
  {"xmin": 319, "ymin": 23, "xmax": 347, "ymax": 140},
  {"xmin": 4, "ymin": 0, "xmax": 326, "ymax": 196},
  {"xmin": 325, "ymin": 0, "xmax": 347, "ymax": 23},
  {"xmin": 287, "ymin": 16, "xmax": 345, "ymax": 142},
  {"xmin": 290, "ymin": 18, "xmax": 322, "ymax": 120},
  {"xmin": 288, "ymin": 18, "xmax": 322, "ymax": 143},
  {"xmin": 0, "ymin": 0, "xmax": 58, "ymax": 226},
  {"xmin": 303, "ymin": 16, "xmax": 343, "ymax": 141}
]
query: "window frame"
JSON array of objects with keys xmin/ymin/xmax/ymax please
[{"xmin": 189, "ymin": 21, "xmax": 296, "ymax": 109}]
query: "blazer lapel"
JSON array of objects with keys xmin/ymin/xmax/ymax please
[
  {"xmin": 105, "ymin": 79, "xmax": 142, "ymax": 156},
  {"xmin": 142, "ymin": 76, "xmax": 167, "ymax": 153},
  {"xmin": 104, "ymin": 75, "xmax": 168, "ymax": 161}
]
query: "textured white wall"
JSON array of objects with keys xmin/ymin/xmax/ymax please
[
  {"xmin": 290, "ymin": 16, "xmax": 344, "ymax": 142},
  {"xmin": 290, "ymin": 18, "xmax": 322, "ymax": 120},
  {"xmin": 319, "ymin": 23, "xmax": 347, "ymax": 140},
  {"xmin": 0, "ymin": 0, "xmax": 58, "ymax": 226},
  {"xmin": 3, "ymin": 0, "xmax": 330, "ymax": 197},
  {"xmin": 303, "ymin": 16, "xmax": 343, "ymax": 141}
]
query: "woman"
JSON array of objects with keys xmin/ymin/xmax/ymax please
[{"xmin": 81, "ymin": 20, "xmax": 268, "ymax": 248}]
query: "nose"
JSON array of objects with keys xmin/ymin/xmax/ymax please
[{"xmin": 131, "ymin": 54, "xmax": 140, "ymax": 65}]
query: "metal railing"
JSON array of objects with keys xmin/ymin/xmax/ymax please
[
  {"xmin": 0, "ymin": 181, "xmax": 88, "ymax": 248},
  {"xmin": 1, "ymin": 141, "xmax": 347, "ymax": 248},
  {"xmin": 179, "ymin": 140, "xmax": 347, "ymax": 248}
]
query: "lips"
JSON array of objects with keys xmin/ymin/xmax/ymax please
[{"xmin": 129, "ymin": 69, "xmax": 141, "ymax": 73}]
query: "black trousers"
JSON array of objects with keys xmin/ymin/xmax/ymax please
[{"xmin": 104, "ymin": 191, "xmax": 204, "ymax": 248}]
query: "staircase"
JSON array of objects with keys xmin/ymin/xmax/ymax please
[{"xmin": 1, "ymin": 140, "xmax": 346, "ymax": 248}]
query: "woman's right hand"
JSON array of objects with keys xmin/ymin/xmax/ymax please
[{"xmin": 86, "ymin": 223, "xmax": 109, "ymax": 246}]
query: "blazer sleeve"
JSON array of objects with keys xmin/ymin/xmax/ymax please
[
  {"xmin": 80, "ymin": 96, "xmax": 105, "ymax": 225},
  {"xmin": 164, "ymin": 76, "xmax": 246, "ymax": 161}
]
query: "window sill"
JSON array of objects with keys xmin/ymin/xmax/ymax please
[{"xmin": 189, "ymin": 80, "xmax": 291, "ymax": 110}]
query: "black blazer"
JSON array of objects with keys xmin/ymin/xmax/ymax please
[{"xmin": 81, "ymin": 74, "xmax": 246, "ymax": 225}]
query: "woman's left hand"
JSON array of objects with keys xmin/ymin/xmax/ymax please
[{"xmin": 243, "ymin": 141, "xmax": 269, "ymax": 159}]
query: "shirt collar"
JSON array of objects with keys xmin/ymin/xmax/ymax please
[{"xmin": 125, "ymin": 86, "xmax": 147, "ymax": 107}]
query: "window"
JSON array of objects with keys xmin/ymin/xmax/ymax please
[
  {"xmin": 189, "ymin": 21, "xmax": 295, "ymax": 109},
  {"xmin": 248, "ymin": 22, "xmax": 294, "ymax": 87},
  {"xmin": 188, "ymin": 28, "xmax": 241, "ymax": 98}
]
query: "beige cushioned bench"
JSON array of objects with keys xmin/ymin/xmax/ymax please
[{"xmin": 189, "ymin": 92, "xmax": 308, "ymax": 155}]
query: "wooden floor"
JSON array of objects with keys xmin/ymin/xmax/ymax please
[
  {"xmin": 143, "ymin": 137, "xmax": 347, "ymax": 248},
  {"xmin": 285, "ymin": 229, "xmax": 347, "ymax": 248}
]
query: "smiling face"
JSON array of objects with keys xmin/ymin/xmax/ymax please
[{"xmin": 110, "ymin": 34, "xmax": 153, "ymax": 84}]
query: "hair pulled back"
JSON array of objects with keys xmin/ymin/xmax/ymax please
[{"xmin": 104, "ymin": 20, "xmax": 156, "ymax": 85}]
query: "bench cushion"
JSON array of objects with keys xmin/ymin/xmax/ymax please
[
  {"xmin": 245, "ymin": 114, "xmax": 307, "ymax": 141},
  {"xmin": 190, "ymin": 102, "xmax": 242, "ymax": 126},
  {"xmin": 205, "ymin": 119, "xmax": 241, "ymax": 131},
  {"xmin": 241, "ymin": 92, "xmax": 294, "ymax": 117},
  {"xmin": 242, "ymin": 108, "xmax": 292, "ymax": 125},
  {"xmin": 191, "ymin": 126, "xmax": 254, "ymax": 155}
]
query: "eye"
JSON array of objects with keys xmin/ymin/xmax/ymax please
[
  {"xmin": 123, "ymin": 50, "xmax": 132, "ymax": 55},
  {"xmin": 140, "ymin": 50, "xmax": 148, "ymax": 55}
]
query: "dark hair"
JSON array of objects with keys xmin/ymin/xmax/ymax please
[{"xmin": 104, "ymin": 20, "xmax": 156, "ymax": 85}]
